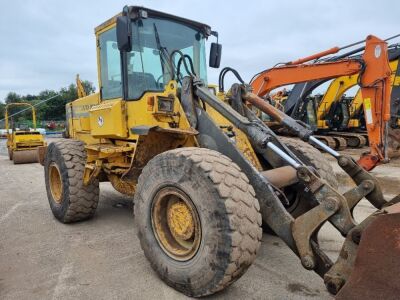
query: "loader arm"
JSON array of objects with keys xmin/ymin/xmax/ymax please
[
  {"xmin": 181, "ymin": 74, "xmax": 400, "ymax": 296},
  {"xmin": 42, "ymin": 5, "xmax": 400, "ymax": 298}
]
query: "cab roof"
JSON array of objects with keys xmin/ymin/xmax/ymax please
[{"xmin": 95, "ymin": 6, "xmax": 212, "ymax": 36}]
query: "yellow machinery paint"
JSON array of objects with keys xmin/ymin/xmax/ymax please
[
  {"xmin": 43, "ymin": 7, "xmax": 400, "ymax": 298},
  {"xmin": 5, "ymin": 102, "xmax": 46, "ymax": 164},
  {"xmin": 317, "ymin": 75, "xmax": 358, "ymax": 129},
  {"xmin": 63, "ymin": 19, "xmax": 260, "ymax": 190},
  {"xmin": 317, "ymin": 59, "xmax": 399, "ymax": 129}
]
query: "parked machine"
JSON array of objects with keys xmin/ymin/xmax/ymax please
[
  {"xmin": 316, "ymin": 47, "xmax": 400, "ymax": 149},
  {"xmin": 40, "ymin": 6, "xmax": 400, "ymax": 299},
  {"xmin": 279, "ymin": 46, "xmax": 400, "ymax": 154},
  {"xmin": 250, "ymin": 39, "xmax": 400, "ymax": 170},
  {"xmin": 5, "ymin": 102, "xmax": 45, "ymax": 164}
]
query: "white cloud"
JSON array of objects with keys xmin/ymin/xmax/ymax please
[{"xmin": 1, "ymin": 0, "xmax": 399, "ymax": 101}]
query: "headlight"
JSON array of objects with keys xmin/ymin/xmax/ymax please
[{"xmin": 157, "ymin": 96, "xmax": 174, "ymax": 113}]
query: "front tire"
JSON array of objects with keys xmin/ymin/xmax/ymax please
[
  {"xmin": 44, "ymin": 139, "xmax": 99, "ymax": 223},
  {"xmin": 279, "ymin": 136, "xmax": 338, "ymax": 217},
  {"xmin": 134, "ymin": 148, "xmax": 262, "ymax": 297}
]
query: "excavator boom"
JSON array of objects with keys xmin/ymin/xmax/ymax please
[
  {"xmin": 357, "ymin": 36, "xmax": 392, "ymax": 169},
  {"xmin": 251, "ymin": 60, "xmax": 362, "ymax": 97},
  {"xmin": 250, "ymin": 35, "xmax": 392, "ymax": 170}
]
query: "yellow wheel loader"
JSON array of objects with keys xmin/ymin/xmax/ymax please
[
  {"xmin": 41, "ymin": 6, "xmax": 400, "ymax": 298},
  {"xmin": 5, "ymin": 102, "xmax": 46, "ymax": 164}
]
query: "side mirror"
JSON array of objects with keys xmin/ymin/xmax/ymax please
[
  {"xmin": 209, "ymin": 42, "xmax": 222, "ymax": 68},
  {"xmin": 116, "ymin": 16, "xmax": 132, "ymax": 52}
]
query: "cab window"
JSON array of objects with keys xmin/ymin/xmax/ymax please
[{"xmin": 99, "ymin": 27, "xmax": 122, "ymax": 100}]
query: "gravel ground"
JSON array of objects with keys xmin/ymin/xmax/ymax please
[{"xmin": 0, "ymin": 138, "xmax": 398, "ymax": 300}]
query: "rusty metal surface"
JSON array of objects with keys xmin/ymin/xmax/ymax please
[
  {"xmin": 108, "ymin": 174, "xmax": 136, "ymax": 196},
  {"xmin": 37, "ymin": 145, "xmax": 47, "ymax": 166},
  {"xmin": 384, "ymin": 200, "xmax": 400, "ymax": 214},
  {"xmin": 343, "ymin": 180, "xmax": 375, "ymax": 210},
  {"xmin": 335, "ymin": 210, "xmax": 400, "ymax": 300},
  {"xmin": 388, "ymin": 127, "xmax": 400, "ymax": 158},
  {"xmin": 192, "ymin": 80, "xmax": 398, "ymax": 296},
  {"xmin": 261, "ymin": 166, "xmax": 298, "ymax": 188},
  {"xmin": 243, "ymin": 91, "xmax": 286, "ymax": 122},
  {"xmin": 292, "ymin": 197, "xmax": 339, "ymax": 270},
  {"xmin": 332, "ymin": 136, "xmax": 347, "ymax": 151},
  {"xmin": 338, "ymin": 155, "xmax": 387, "ymax": 209},
  {"xmin": 323, "ymin": 215, "xmax": 375, "ymax": 295},
  {"xmin": 128, "ymin": 129, "xmax": 191, "ymax": 181},
  {"xmin": 12, "ymin": 150, "xmax": 38, "ymax": 164}
]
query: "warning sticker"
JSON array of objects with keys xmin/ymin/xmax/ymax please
[{"xmin": 364, "ymin": 98, "xmax": 373, "ymax": 125}]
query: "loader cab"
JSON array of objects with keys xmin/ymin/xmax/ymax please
[{"xmin": 96, "ymin": 6, "xmax": 221, "ymax": 102}]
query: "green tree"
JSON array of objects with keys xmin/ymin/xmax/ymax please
[
  {"xmin": 5, "ymin": 92, "xmax": 22, "ymax": 104},
  {"xmin": 1, "ymin": 80, "xmax": 96, "ymax": 126}
]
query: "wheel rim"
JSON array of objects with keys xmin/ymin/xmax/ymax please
[
  {"xmin": 49, "ymin": 162, "xmax": 63, "ymax": 204},
  {"xmin": 151, "ymin": 187, "xmax": 201, "ymax": 261}
]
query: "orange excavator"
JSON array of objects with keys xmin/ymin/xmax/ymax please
[{"xmin": 247, "ymin": 35, "xmax": 394, "ymax": 171}]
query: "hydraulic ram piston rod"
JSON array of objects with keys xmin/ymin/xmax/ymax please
[
  {"xmin": 266, "ymin": 142, "xmax": 301, "ymax": 168},
  {"xmin": 309, "ymin": 136, "xmax": 341, "ymax": 158}
]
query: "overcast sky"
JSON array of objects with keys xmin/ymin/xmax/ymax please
[{"xmin": 1, "ymin": 0, "xmax": 399, "ymax": 102}]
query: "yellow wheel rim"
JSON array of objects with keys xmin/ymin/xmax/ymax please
[
  {"xmin": 49, "ymin": 162, "xmax": 63, "ymax": 204},
  {"xmin": 151, "ymin": 187, "xmax": 201, "ymax": 261}
]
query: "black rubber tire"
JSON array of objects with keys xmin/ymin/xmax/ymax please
[
  {"xmin": 44, "ymin": 139, "xmax": 99, "ymax": 223},
  {"xmin": 134, "ymin": 148, "xmax": 262, "ymax": 297},
  {"xmin": 278, "ymin": 136, "xmax": 338, "ymax": 218}
]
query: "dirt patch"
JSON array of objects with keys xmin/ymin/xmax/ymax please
[{"xmin": 287, "ymin": 282, "xmax": 321, "ymax": 297}]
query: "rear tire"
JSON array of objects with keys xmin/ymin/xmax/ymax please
[
  {"xmin": 44, "ymin": 139, "xmax": 99, "ymax": 223},
  {"xmin": 134, "ymin": 148, "xmax": 262, "ymax": 297}
]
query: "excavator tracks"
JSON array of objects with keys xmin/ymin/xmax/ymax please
[
  {"xmin": 314, "ymin": 135, "xmax": 346, "ymax": 150},
  {"xmin": 313, "ymin": 132, "xmax": 368, "ymax": 150},
  {"xmin": 332, "ymin": 136, "xmax": 347, "ymax": 150},
  {"xmin": 313, "ymin": 135, "xmax": 337, "ymax": 149},
  {"xmin": 327, "ymin": 132, "xmax": 367, "ymax": 148}
]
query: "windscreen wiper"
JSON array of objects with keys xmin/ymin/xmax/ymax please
[{"xmin": 153, "ymin": 23, "xmax": 174, "ymax": 80}]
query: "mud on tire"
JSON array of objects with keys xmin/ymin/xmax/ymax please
[
  {"xmin": 134, "ymin": 148, "xmax": 262, "ymax": 297},
  {"xmin": 44, "ymin": 139, "xmax": 99, "ymax": 223}
]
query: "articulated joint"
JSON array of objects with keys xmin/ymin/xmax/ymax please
[{"xmin": 83, "ymin": 160, "xmax": 103, "ymax": 186}]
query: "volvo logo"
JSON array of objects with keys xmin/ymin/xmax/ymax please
[{"xmin": 97, "ymin": 116, "xmax": 104, "ymax": 127}]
